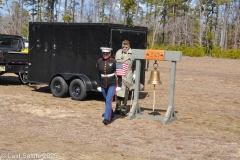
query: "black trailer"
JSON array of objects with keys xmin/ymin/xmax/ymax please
[
  {"xmin": 0, "ymin": 34, "xmax": 28, "ymax": 84},
  {"xmin": 27, "ymin": 22, "xmax": 148, "ymax": 100}
]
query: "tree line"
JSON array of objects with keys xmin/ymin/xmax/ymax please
[{"xmin": 0, "ymin": 0, "xmax": 240, "ymax": 52}]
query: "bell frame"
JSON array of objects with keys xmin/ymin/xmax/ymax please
[{"xmin": 127, "ymin": 49, "xmax": 182, "ymax": 124}]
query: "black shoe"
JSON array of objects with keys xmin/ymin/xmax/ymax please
[
  {"xmin": 114, "ymin": 110, "xmax": 121, "ymax": 114},
  {"xmin": 121, "ymin": 111, "xmax": 126, "ymax": 115},
  {"xmin": 102, "ymin": 119, "xmax": 109, "ymax": 125}
]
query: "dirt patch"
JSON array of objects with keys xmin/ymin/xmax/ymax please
[{"xmin": 0, "ymin": 57, "xmax": 240, "ymax": 160}]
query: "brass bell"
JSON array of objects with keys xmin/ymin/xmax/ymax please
[
  {"xmin": 147, "ymin": 70, "xmax": 162, "ymax": 85},
  {"xmin": 148, "ymin": 61, "xmax": 161, "ymax": 115}
]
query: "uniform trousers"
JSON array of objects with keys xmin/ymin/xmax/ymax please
[{"xmin": 101, "ymin": 86, "xmax": 115, "ymax": 121}]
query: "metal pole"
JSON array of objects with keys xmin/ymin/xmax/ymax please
[
  {"xmin": 127, "ymin": 59, "xmax": 141, "ymax": 119},
  {"xmin": 162, "ymin": 61, "xmax": 177, "ymax": 124},
  {"xmin": 153, "ymin": 84, "xmax": 156, "ymax": 112},
  {"xmin": 168, "ymin": 61, "xmax": 176, "ymax": 109}
]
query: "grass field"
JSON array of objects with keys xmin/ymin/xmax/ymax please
[{"xmin": 0, "ymin": 56, "xmax": 239, "ymax": 160}]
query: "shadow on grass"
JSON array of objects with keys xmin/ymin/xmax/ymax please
[
  {"xmin": 29, "ymin": 86, "xmax": 149, "ymax": 103},
  {"xmin": 29, "ymin": 85, "xmax": 105, "ymax": 100},
  {"xmin": 110, "ymin": 107, "xmax": 179, "ymax": 122},
  {"xmin": 29, "ymin": 85, "xmax": 51, "ymax": 93},
  {"xmin": 0, "ymin": 75, "xmax": 23, "ymax": 85}
]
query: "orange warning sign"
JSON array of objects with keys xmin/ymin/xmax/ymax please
[{"xmin": 145, "ymin": 50, "xmax": 164, "ymax": 61}]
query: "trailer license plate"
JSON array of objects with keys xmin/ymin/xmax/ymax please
[{"xmin": 0, "ymin": 65, "xmax": 5, "ymax": 71}]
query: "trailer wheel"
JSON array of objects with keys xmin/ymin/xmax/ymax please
[
  {"xmin": 50, "ymin": 76, "xmax": 68, "ymax": 97},
  {"xmin": 69, "ymin": 79, "xmax": 87, "ymax": 101}
]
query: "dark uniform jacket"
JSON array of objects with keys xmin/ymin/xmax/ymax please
[{"xmin": 96, "ymin": 57, "xmax": 122, "ymax": 88}]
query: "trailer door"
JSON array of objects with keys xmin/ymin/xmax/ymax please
[
  {"xmin": 28, "ymin": 24, "xmax": 54, "ymax": 83},
  {"xmin": 51, "ymin": 24, "xmax": 79, "ymax": 74}
]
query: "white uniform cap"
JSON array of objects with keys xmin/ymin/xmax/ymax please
[{"xmin": 100, "ymin": 47, "xmax": 112, "ymax": 53}]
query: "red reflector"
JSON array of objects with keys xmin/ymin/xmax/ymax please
[{"xmin": 0, "ymin": 56, "xmax": 2, "ymax": 61}]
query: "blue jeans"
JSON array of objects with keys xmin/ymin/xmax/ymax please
[{"xmin": 101, "ymin": 86, "xmax": 115, "ymax": 121}]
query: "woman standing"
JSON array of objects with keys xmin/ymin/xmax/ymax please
[
  {"xmin": 114, "ymin": 40, "xmax": 135, "ymax": 115},
  {"xmin": 96, "ymin": 47, "xmax": 122, "ymax": 125}
]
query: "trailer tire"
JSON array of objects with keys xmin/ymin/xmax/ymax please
[
  {"xmin": 69, "ymin": 79, "xmax": 87, "ymax": 101},
  {"xmin": 50, "ymin": 76, "xmax": 68, "ymax": 97}
]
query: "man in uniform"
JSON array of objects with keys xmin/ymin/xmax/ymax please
[
  {"xmin": 115, "ymin": 40, "xmax": 135, "ymax": 115},
  {"xmin": 96, "ymin": 47, "xmax": 122, "ymax": 125}
]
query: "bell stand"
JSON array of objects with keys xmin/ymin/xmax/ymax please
[{"xmin": 127, "ymin": 49, "xmax": 182, "ymax": 124}]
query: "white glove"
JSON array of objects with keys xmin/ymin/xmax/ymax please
[
  {"xmin": 132, "ymin": 74, "xmax": 136, "ymax": 80},
  {"xmin": 116, "ymin": 87, "xmax": 121, "ymax": 92},
  {"xmin": 97, "ymin": 87, "xmax": 101, "ymax": 92}
]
